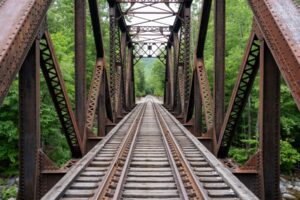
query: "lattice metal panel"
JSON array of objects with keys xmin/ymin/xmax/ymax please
[
  {"xmin": 133, "ymin": 42, "xmax": 167, "ymax": 65},
  {"xmin": 40, "ymin": 33, "xmax": 82, "ymax": 157},
  {"xmin": 109, "ymin": 7, "xmax": 123, "ymax": 115},
  {"xmin": 177, "ymin": 7, "xmax": 191, "ymax": 115},
  {"xmin": 109, "ymin": 10, "xmax": 117, "ymax": 112},
  {"xmin": 218, "ymin": 33, "xmax": 260, "ymax": 157}
]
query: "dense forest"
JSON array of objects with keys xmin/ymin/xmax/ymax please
[{"xmin": 0, "ymin": 0, "xmax": 300, "ymax": 186}]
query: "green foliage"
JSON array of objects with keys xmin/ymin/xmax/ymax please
[
  {"xmin": 230, "ymin": 140, "xmax": 300, "ymax": 174},
  {"xmin": 229, "ymin": 139, "xmax": 258, "ymax": 164},
  {"xmin": 280, "ymin": 140, "xmax": 300, "ymax": 174},
  {"xmin": 150, "ymin": 61, "xmax": 165, "ymax": 96},
  {"xmin": 2, "ymin": 186, "xmax": 18, "ymax": 200},
  {"xmin": 0, "ymin": 80, "xmax": 19, "ymax": 175},
  {"xmin": 144, "ymin": 60, "xmax": 165, "ymax": 97},
  {"xmin": 229, "ymin": 148, "xmax": 250, "ymax": 164},
  {"xmin": 134, "ymin": 61, "xmax": 146, "ymax": 97}
]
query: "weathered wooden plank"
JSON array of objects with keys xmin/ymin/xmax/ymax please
[
  {"xmin": 127, "ymin": 171, "xmax": 173, "ymax": 177},
  {"xmin": 122, "ymin": 189, "xmax": 179, "ymax": 198},
  {"xmin": 126, "ymin": 177, "xmax": 174, "ymax": 182},
  {"xmin": 124, "ymin": 182, "xmax": 177, "ymax": 189}
]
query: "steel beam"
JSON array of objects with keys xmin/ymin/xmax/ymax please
[
  {"xmin": 121, "ymin": 32, "xmax": 127, "ymax": 112},
  {"xmin": 108, "ymin": 4, "xmax": 127, "ymax": 117},
  {"xmin": 177, "ymin": 5, "xmax": 191, "ymax": 118},
  {"xmin": 217, "ymin": 32, "xmax": 260, "ymax": 157},
  {"xmin": 168, "ymin": 0, "xmax": 192, "ymax": 45},
  {"xmin": 172, "ymin": 33, "xmax": 181, "ymax": 114},
  {"xmin": 164, "ymin": 46, "xmax": 172, "ymax": 108},
  {"xmin": 214, "ymin": 0, "xmax": 225, "ymax": 140},
  {"xmin": 168, "ymin": 46, "xmax": 174, "ymax": 109},
  {"xmin": 259, "ymin": 41, "xmax": 281, "ymax": 200},
  {"xmin": 127, "ymin": 26, "xmax": 172, "ymax": 33},
  {"xmin": 194, "ymin": 69, "xmax": 202, "ymax": 137},
  {"xmin": 18, "ymin": 40, "xmax": 41, "ymax": 200},
  {"xmin": 196, "ymin": 0, "xmax": 212, "ymax": 58},
  {"xmin": 131, "ymin": 63, "xmax": 136, "ymax": 106},
  {"xmin": 195, "ymin": 59, "xmax": 214, "ymax": 135},
  {"xmin": 248, "ymin": 0, "xmax": 300, "ymax": 110},
  {"xmin": 75, "ymin": 0, "xmax": 87, "ymax": 141},
  {"xmin": 88, "ymin": 0, "xmax": 104, "ymax": 58},
  {"xmin": 104, "ymin": 69, "xmax": 114, "ymax": 122},
  {"xmin": 86, "ymin": 59, "xmax": 105, "ymax": 131},
  {"xmin": 0, "ymin": 0, "xmax": 52, "ymax": 105},
  {"xmin": 126, "ymin": 46, "xmax": 134, "ymax": 110},
  {"xmin": 185, "ymin": 70, "xmax": 195, "ymax": 123},
  {"xmin": 109, "ymin": 5, "xmax": 117, "ymax": 121},
  {"xmin": 98, "ymin": 68, "xmax": 107, "ymax": 137},
  {"xmin": 164, "ymin": 49, "xmax": 169, "ymax": 106},
  {"xmin": 40, "ymin": 32, "xmax": 83, "ymax": 157}
]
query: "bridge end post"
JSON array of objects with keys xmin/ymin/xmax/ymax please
[
  {"xmin": 259, "ymin": 41, "xmax": 281, "ymax": 200},
  {"xmin": 75, "ymin": 0, "xmax": 87, "ymax": 151},
  {"xmin": 18, "ymin": 40, "xmax": 41, "ymax": 200}
]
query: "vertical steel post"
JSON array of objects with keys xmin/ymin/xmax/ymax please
[
  {"xmin": 98, "ymin": 72, "xmax": 106, "ymax": 137},
  {"xmin": 259, "ymin": 42, "xmax": 281, "ymax": 200},
  {"xmin": 131, "ymin": 52, "xmax": 135, "ymax": 107},
  {"xmin": 183, "ymin": 5, "xmax": 191, "ymax": 119},
  {"xmin": 214, "ymin": 0, "xmax": 225, "ymax": 140},
  {"xmin": 109, "ymin": 4, "xmax": 123, "ymax": 119},
  {"xmin": 173, "ymin": 32, "xmax": 181, "ymax": 114},
  {"xmin": 194, "ymin": 70, "xmax": 202, "ymax": 137},
  {"xmin": 168, "ymin": 46, "xmax": 174, "ymax": 109},
  {"xmin": 18, "ymin": 40, "xmax": 40, "ymax": 200},
  {"xmin": 109, "ymin": 5, "xmax": 116, "ymax": 120},
  {"xmin": 177, "ymin": 5, "xmax": 191, "ymax": 118},
  {"xmin": 125, "ymin": 45, "xmax": 133, "ymax": 110},
  {"xmin": 120, "ymin": 32, "xmax": 127, "ymax": 112},
  {"xmin": 164, "ymin": 47, "xmax": 170, "ymax": 107},
  {"xmin": 75, "ymin": 0, "xmax": 86, "ymax": 140}
]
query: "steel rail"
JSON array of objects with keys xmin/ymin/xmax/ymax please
[
  {"xmin": 152, "ymin": 99, "xmax": 209, "ymax": 199},
  {"xmin": 41, "ymin": 104, "xmax": 143, "ymax": 200},
  {"xmin": 93, "ymin": 102, "xmax": 147, "ymax": 199},
  {"xmin": 158, "ymin": 103, "xmax": 259, "ymax": 200},
  {"xmin": 109, "ymin": 99, "xmax": 193, "ymax": 199},
  {"xmin": 150, "ymin": 100, "xmax": 190, "ymax": 200},
  {"xmin": 110, "ymin": 101, "xmax": 158, "ymax": 199}
]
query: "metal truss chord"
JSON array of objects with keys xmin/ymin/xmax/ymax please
[{"xmin": 0, "ymin": 0, "xmax": 52, "ymax": 105}]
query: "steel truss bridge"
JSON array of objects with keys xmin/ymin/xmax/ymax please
[{"xmin": 0, "ymin": 0, "xmax": 299, "ymax": 199}]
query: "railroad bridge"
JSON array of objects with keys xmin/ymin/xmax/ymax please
[{"xmin": 0, "ymin": 0, "xmax": 300, "ymax": 199}]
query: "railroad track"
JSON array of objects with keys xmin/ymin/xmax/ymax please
[
  {"xmin": 41, "ymin": 103, "xmax": 145, "ymax": 199},
  {"xmin": 42, "ymin": 97, "xmax": 258, "ymax": 200},
  {"xmin": 154, "ymin": 100, "xmax": 258, "ymax": 200}
]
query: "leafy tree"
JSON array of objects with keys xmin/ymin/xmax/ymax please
[
  {"xmin": 280, "ymin": 140, "xmax": 300, "ymax": 174},
  {"xmin": 134, "ymin": 61, "xmax": 146, "ymax": 97},
  {"xmin": 0, "ymin": 81, "xmax": 18, "ymax": 175},
  {"xmin": 148, "ymin": 60, "xmax": 165, "ymax": 97}
]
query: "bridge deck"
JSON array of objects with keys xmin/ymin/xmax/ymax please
[{"xmin": 42, "ymin": 97, "xmax": 257, "ymax": 200}]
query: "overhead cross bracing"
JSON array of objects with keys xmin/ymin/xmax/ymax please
[{"xmin": 112, "ymin": 0, "xmax": 183, "ymax": 60}]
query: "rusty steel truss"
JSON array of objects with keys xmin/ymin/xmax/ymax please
[{"xmin": 0, "ymin": 0, "xmax": 300, "ymax": 199}]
